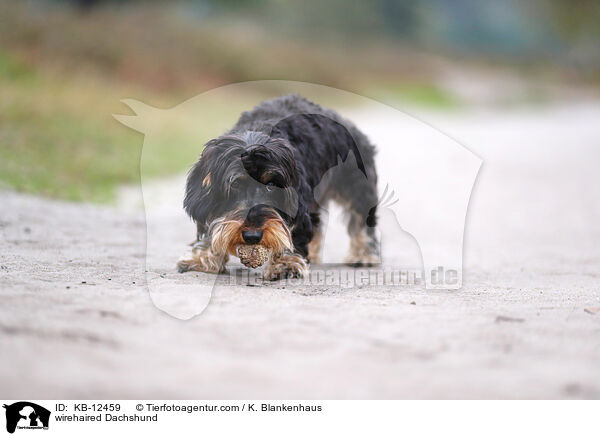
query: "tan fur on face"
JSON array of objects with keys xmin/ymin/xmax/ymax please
[
  {"xmin": 209, "ymin": 214, "xmax": 292, "ymax": 258},
  {"xmin": 261, "ymin": 218, "xmax": 293, "ymax": 255},
  {"xmin": 210, "ymin": 219, "xmax": 245, "ymax": 255}
]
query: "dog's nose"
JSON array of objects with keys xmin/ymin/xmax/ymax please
[{"xmin": 242, "ymin": 229, "xmax": 263, "ymax": 244}]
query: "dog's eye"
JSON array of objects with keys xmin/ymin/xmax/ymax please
[
  {"xmin": 230, "ymin": 179, "xmax": 241, "ymax": 191},
  {"xmin": 266, "ymin": 182, "xmax": 275, "ymax": 192}
]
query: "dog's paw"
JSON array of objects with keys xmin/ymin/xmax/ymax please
[
  {"xmin": 177, "ymin": 258, "xmax": 193, "ymax": 273},
  {"xmin": 264, "ymin": 253, "xmax": 308, "ymax": 281},
  {"xmin": 344, "ymin": 252, "xmax": 380, "ymax": 268},
  {"xmin": 176, "ymin": 252, "xmax": 228, "ymax": 274},
  {"xmin": 345, "ymin": 226, "xmax": 380, "ymax": 267}
]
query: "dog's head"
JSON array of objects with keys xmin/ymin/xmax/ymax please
[{"xmin": 184, "ymin": 131, "xmax": 299, "ymax": 256}]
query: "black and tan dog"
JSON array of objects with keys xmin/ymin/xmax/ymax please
[{"xmin": 177, "ymin": 94, "xmax": 379, "ymax": 279}]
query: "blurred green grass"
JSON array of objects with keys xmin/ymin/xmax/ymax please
[
  {"xmin": 0, "ymin": 52, "xmax": 143, "ymax": 202},
  {"xmin": 367, "ymin": 82, "xmax": 461, "ymax": 109}
]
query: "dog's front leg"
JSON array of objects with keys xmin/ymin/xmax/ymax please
[
  {"xmin": 263, "ymin": 251, "xmax": 308, "ymax": 280},
  {"xmin": 177, "ymin": 240, "xmax": 229, "ymax": 274}
]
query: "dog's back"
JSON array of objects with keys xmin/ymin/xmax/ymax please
[
  {"xmin": 230, "ymin": 94, "xmax": 377, "ymax": 187},
  {"xmin": 233, "ymin": 94, "xmax": 329, "ymax": 132}
]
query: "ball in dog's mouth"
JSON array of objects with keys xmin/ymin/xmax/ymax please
[{"xmin": 236, "ymin": 244, "xmax": 269, "ymax": 268}]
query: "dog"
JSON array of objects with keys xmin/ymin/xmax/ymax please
[{"xmin": 177, "ymin": 94, "xmax": 379, "ymax": 280}]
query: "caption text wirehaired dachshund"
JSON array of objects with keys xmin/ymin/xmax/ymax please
[{"xmin": 177, "ymin": 94, "xmax": 379, "ymax": 280}]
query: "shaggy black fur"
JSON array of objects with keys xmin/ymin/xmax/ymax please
[{"xmin": 183, "ymin": 94, "xmax": 379, "ymax": 268}]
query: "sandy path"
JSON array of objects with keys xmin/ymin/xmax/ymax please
[{"xmin": 1, "ymin": 104, "xmax": 599, "ymax": 399}]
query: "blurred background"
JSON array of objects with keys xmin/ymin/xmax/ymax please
[{"xmin": 1, "ymin": 0, "xmax": 599, "ymax": 202}]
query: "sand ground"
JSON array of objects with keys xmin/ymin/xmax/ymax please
[{"xmin": 1, "ymin": 104, "xmax": 599, "ymax": 399}]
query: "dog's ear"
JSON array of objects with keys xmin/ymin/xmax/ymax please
[
  {"xmin": 267, "ymin": 141, "xmax": 298, "ymax": 187},
  {"xmin": 183, "ymin": 155, "xmax": 215, "ymax": 231},
  {"xmin": 278, "ymin": 142, "xmax": 298, "ymax": 186}
]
